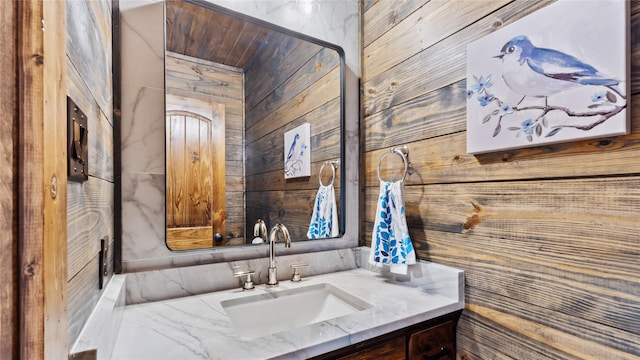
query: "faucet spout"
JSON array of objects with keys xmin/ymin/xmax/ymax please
[
  {"xmin": 267, "ymin": 223, "xmax": 291, "ymax": 286},
  {"xmin": 253, "ymin": 219, "xmax": 268, "ymax": 242}
]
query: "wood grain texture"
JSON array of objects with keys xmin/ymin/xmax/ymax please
[
  {"xmin": 166, "ymin": 0, "xmax": 273, "ymax": 69},
  {"xmin": 245, "ymin": 42, "xmax": 333, "ymax": 116},
  {"xmin": 245, "ymin": 67, "xmax": 341, "ymax": 145},
  {"xmin": 363, "ymin": 0, "xmax": 640, "ymax": 358},
  {"xmin": 363, "ymin": 0, "xmax": 553, "ymax": 116},
  {"xmin": 66, "ymin": 0, "xmax": 112, "ymax": 117},
  {"xmin": 243, "ymin": 32, "xmax": 342, "ymax": 242},
  {"xmin": 167, "ymin": 227, "xmax": 213, "ymax": 250},
  {"xmin": 65, "ymin": 0, "xmax": 113, "ymax": 349},
  {"xmin": 42, "ymin": 1, "xmax": 68, "ymax": 356},
  {"xmin": 67, "ymin": 238, "xmax": 114, "ymax": 348},
  {"xmin": 364, "ymin": 96, "xmax": 640, "ymax": 188},
  {"xmin": 18, "ymin": 1, "xmax": 46, "ymax": 357},
  {"xmin": 245, "ymin": 189, "xmax": 340, "ymax": 242},
  {"xmin": 0, "ymin": 1, "xmax": 18, "ymax": 358},
  {"xmin": 166, "ymin": 53, "xmax": 240, "ymax": 248},
  {"xmin": 67, "ymin": 58, "xmax": 114, "ymax": 182},
  {"xmin": 67, "ymin": 178, "xmax": 114, "ymax": 282},
  {"xmin": 362, "ymin": 0, "xmax": 426, "ymax": 48},
  {"xmin": 364, "ymin": 0, "xmax": 509, "ymax": 81}
]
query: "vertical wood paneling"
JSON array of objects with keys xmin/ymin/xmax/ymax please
[
  {"xmin": 0, "ymin": 1, "xmax": 18, "ymax": 358},
  {"xmin": 18, "ymin": 1, "xmax": 46, "ymax": 357},
  {"xmin": 42, "ymin": 1, "xmax": 68, "ymax": 357},
  {"xmin": 17, "ymin": 0, "xmax": 69, "ymax": 358},
  {"xmin": 363, "ymin": 1, "xmax": 640, "ymax": 358}
]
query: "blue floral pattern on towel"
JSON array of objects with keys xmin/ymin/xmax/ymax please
[
  {"xmin": 307, "ymin": 184, "xmax": 338, "ymax": 239},
  {"xmin": 370, "ymin": 181, "xmax": 415, "ymax": 266}
]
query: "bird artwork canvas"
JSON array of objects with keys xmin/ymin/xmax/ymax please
[
  {"xmin": 466, "ymin": 0, "xmax": 629, "ymax": 154},
  {"xmin": 284, "ymin": 123, "xmax": 311, "ymax": 178}
]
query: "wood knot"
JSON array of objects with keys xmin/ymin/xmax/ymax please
[
  {"xmin": 23, "ymin": 262, "xmax": 36, "ymax": 277},
  {"xmin": 597, "ymin": 139, "xmax": 613, "ymax": 148},
  {"xmin": 463, "ymin": 214, "xmax": 480, "ymax": 230},
  {"xmin": 453, "ymin": 155, "xmax": 464, "ymax": 163},
  {"xmin": 33, "ymin": 54, "xmax": 44, "ymax": 65},
  {"xmin": 463, "ymin": 202, "xmax": 484, "ymax": 230},
  {"xmin": 315, "ymin": 62, "xmax": 323, "ymax": 71},
  {"xmin": 493, "ymin": 20, "xmax": 503, "ymax": 29}
]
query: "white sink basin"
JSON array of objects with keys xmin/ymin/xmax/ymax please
[{"xmin": 221, "ymin": 283, "xmax": 372, "ymax": 339}]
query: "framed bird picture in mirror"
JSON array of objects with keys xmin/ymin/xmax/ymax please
[
  {"xmin": 466, "ymin": 0, "xmax": 629, "ymax": 155},
  {"xmin": 284, "ymin": 123, "xmax": 311, "ymax": 179}
]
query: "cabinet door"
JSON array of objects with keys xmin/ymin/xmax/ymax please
[
  {"xmin": 338, "ymin": 335, "xmax": 405, "ymax": 360},
  {"xmin": 407, "ymin": 320, "xmax": 454, "ymax": 360}
]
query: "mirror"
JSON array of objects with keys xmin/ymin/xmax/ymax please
[{"xmin": 164, "ymin": 0, "xmax": 344, "ymax": 251}]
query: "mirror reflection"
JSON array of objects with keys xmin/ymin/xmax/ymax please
[{"xmin": 164, "ymin": 0, "xmax": 344, "ymax": 250}]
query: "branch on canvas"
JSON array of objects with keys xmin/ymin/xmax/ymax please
[{"xmin": 468, "ymin": 75, "xmax": 626, "ymax": 142}]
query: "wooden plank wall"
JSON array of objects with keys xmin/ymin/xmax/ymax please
[
  {"xmin": 65, "ymin": 0, "xmax": 115, "ymax": 348},
  {"xmin": 1, "ymin": 1, "xmax": 18, "ymax": 358},
  {"xmin": 244, "ymin": 36, "xmax": 342, "ymax": 242},
  {"xmin": 362, "ymin": 1, "xmax": 640, "ymax": 358},
  {"xmin": 165, "ymin": 52, "xmax": 245, "ymax": 244}
]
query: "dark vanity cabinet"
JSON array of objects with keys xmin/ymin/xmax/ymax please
[{"xmin": 313, "ymin": 311, "xmax": 461, "ymax": 360}]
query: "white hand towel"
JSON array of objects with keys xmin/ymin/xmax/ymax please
[
  {"xmin": 307, "ymin": 184, "xmax": 339, "ymax": 239},
  {"xmin": 369, "ymin": 180, "xmax": 416, "ymax": 274}
]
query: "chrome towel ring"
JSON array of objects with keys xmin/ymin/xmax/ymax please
[
  {"xmin": 319, "ymin": 160, "xmax": 337, "ymax": 186},
  {"xmin": 377, "ymin": 146, "xmax": 408, "ymax": 183}
]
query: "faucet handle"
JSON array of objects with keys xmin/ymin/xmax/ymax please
[
  {"xmin": 290, "ymin": 263, "xmax": 309, "ymax": 282},
  {"xmin": 233, "ymin": 269, "xmax": 256, "ymax": 290}
]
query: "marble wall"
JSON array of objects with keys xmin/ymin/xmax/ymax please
[{"xmin": 119, "ymin": 0, "xmax": 360, "ymax": 272}]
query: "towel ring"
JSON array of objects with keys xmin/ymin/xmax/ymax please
[
  {"xmin": 319, "ymin": 161, "xmax": 336, "ymax": 186},
  {"xmin": 377, "ymin": 147, "xmax": 408, "ymax": 183}
]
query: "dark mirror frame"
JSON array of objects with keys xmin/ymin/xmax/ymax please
[
  {"xmin": 114, "ymin": 0, "xmax": 359, "ymax": 273},
  {"xmin": 163, "ymin": 0, "xmax": 347, "ymax": 250}
]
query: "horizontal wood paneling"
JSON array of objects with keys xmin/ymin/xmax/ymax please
[
  {"xmin": 363, "ymin": 0, "xmax": 640, "ymax": 358},
  {"xmin": 67, "ymin": 238, "xmax": 114, "ymax": 347},
  {"xmin": 362, "ymin": 0, "xmax": 425, "ymax": 48},
  {"xmin": 65, "ymin": 0, "xmax": 114, "ymax": 347},
  {"xmin": 364, "ymin": 0, "xmax": 509, "ymax": 81},
  {"xmin": 245, "ymin": 67, "xmax": 341, "ymax": 144},
  {"xmin": 244, "ymin": 34, "xmax": 342, "ymax": 241},
  {"xmin": 364, "ymin": 94, "xmax": 640, "ymax": 187},
  {"xmin": 66, "ymin": 0, "xmax": 112, "ymax": 118},
  {"xmin": 67, "ymin": 59, "xmax": 114, "ymax": 182},
  {"xmin": 364, "ymin": 0, "xmax": 552, "ymax": 116},
  {"xmin": 246, "ymin": 189, "xmax": 341, "ymax": 242},
  {"xmin": 245, "ymin": 46, "xmax": 339, "ymax": 128},
  {"xmin": 245, "ymin": 33, "xmax": 323, "ymax": 111}
]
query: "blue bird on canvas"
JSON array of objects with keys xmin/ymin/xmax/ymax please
[{"xmin": 495, "ymin": 35, "xmax": 624, "ymax": 100}]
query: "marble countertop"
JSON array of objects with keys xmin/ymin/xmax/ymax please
[{"xmin": 111, "ymin": 262, "xmax": 464, "ymax": 360}]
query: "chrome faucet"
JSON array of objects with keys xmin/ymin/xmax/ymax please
[
  {"xmin": 267, "ymin": 223, "xmax": 291, "ymax": 287},
  {"xmin": 253, "ymin": 219, "xmax": 268, "ymax": 243}
]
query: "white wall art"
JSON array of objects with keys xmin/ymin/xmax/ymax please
[
  {"xmin": 284, "ymin": 123, "xmax": 311, "ymax": 178},
  {"xmin": 466, "ymin": 0, "xmax": 629, "ymax": 154}
]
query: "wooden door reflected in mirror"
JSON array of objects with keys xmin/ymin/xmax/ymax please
[{"xmin": 166, "ymin": 95, "xmax": 226, "ymax": 249}]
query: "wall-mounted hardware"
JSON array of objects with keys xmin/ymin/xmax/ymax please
[
  {"xmin": 67, "ymin": 96, "xmax": 88, "ymax": 182},
  {"xmin": 98, "ymin": 236, "xmax": 109, "ymax": 289}
]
